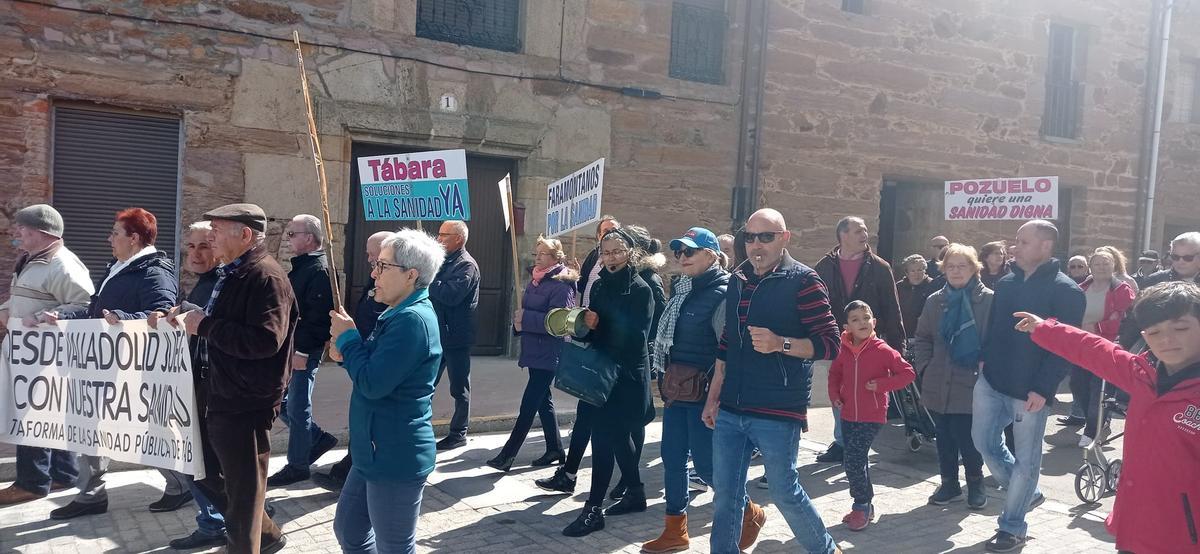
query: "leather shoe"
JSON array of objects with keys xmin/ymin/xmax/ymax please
[
  {"xmin": 485, "ymin": 454, "xmax": 515, "ymax": 472},
  {"xmin": 311, "ymin": 470, "xmax": 346, "ymax": 492},
  {"xmin": 267, "ymin": 465, "xmax": 310, "ymax": 487},
  {"xmin": 308, "ymin": 432, "xmax": 338, "ymax": 464},
  {"xmin": 50, "ymin": 500, "xmax": 107, "ymax": 520},
  {"xmin": 149, "ymin": 491, "xmax": 194, "ymax": 513},
  {"xmin": 260, "ymin": 534, "xmax": 287, "ymax": 554},
  {"xmin": 168, "ymin": 529, "xmax": 227, "ymax": 550},
  {"xmin": 50, "ymin": 481, "xmax": 74, "ymax": 493},
  {"xmin": 436, "ymin": 435, "xmax": 467, "ymax": 451},
  {"xmin": 530, "ymin": 450, "xmax": 566, "ymax": 467},
  {"xmin": 0, "ymin": 484, "xmax": 44, "ymax": 506}
]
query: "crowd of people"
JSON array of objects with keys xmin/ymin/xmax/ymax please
[{"xmin": 2, "ymin": 200, "xmax": 1199, "ymax": 554}]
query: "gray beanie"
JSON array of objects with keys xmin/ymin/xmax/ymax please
[{"xmin": 14, "ymin": 204, "xmax": 65, "ymax": 238}]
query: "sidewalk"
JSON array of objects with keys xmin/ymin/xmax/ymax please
[{"xmin": 0, "ymin": 399, "xmax": 1119, "ymax": 553}]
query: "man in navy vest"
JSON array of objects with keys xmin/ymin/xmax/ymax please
[{"xmin": 702, "ymin": 208, "xmax": 843, "ymax": 554}]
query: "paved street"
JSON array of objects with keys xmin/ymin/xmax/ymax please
[{"xmin": 0, "ymin": 398, "xmax": 1119, "ymax": 553}]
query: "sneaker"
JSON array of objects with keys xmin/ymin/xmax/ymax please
[
  {"xmin": 928, "ymin": 482, "xmax": 964, "ymax": 505},
  {"xmin": 260, "ymin": 534, "xmax": 287, "ymax": 554},
  {"xmin": 308, "ymin": 432, "xmax": 338, "ymax": 464},
  {"xmin": 843, "ymin": 505, "xmax": 873, "ymax": 531},
  {"xmin": 267, "ymin": 465, "xmax": 311, "ymax": 487},
  {"xmin": 816, "ymin": 442, "xmax": 844, "ymax": 463},
  {"xmin": 1028, "ymin": 491, "xmax": 1045, "ymax": 510},
  {"xmin": 756, "ymin": 475, "xmax": 769, "ymax": 489},
  {"xmin": 535, "ymin": 467, "xmax": 576, "ymax": 495},
  {"xmin": 436, "ymin": 435, "xmax": 467, "ymax": 451},
  {"xmin": 168, "ymin": 529, "xmax": 227, "ymax": 550},
  {"xmin": 1077, "ymin": 434, "xmax": 1094, "ymax": 448},
  {"xmin": 688, "ymin": 470, "xmax": 709, "ymax": 493},
  {"xmin": 966, "ymin": 476, "xmax": 988, "ymax": 510},
  {"xmin": 1057, "ymin": 415, "xmax": 1085, "ymax": 426},
  {"xmin": 985, "ymin": 531, "xmax": 1025, "ymax": 552}
]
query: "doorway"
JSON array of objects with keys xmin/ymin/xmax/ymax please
[{"xmin": 345, "ymin": 142, "xmax": 516, "ymax": 356}]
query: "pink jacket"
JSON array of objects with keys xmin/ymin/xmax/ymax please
[{"xmin": 1079, "ymin": 277, "xmax": 1136, "ymax": 341}]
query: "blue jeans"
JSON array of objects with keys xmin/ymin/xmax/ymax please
[
  {"xmin": 334, "ymin": 469, "xmax": 425, "ymax": 554},
  {"xmin": 280, "ymin": 355, "xmax": 326, "ymax": 470},
  {"xmin": 711, "ymin": 410, "xmax": 836, "ymax": 554},
  {"xmin": 832, "ymin": 406, "xmax": 844, "ymax": 445},
  {"xmin": 15, "ymin": 446, "xmax": 77, "ymax": 495},
  {"xmin": 971, "ymin": 376, "xmax": 1049, "ymax": 537},
  {"xmin": 661, "ymin": 402, "xmax": 713, "ymax": 516},
  {"xmin": 187, "ymin": 478, "xmax": 226, "ymax": 537}
]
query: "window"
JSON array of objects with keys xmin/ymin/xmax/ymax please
[
  {"xmin": 1171, "ymin": 59, "xmax": 1200, "ymax": 124},
  {"xmin": 842, "ymin": 0, "xmax": 866, "ymax": 14},
  {"xmin": 670, "ymin": 0, "xmax": 726, "ymax": 85},
  {"xmin": 52, "ymin": 106, "xmax": 181, "ymax": 284},
  {"xmin": 415, "ymin": 0, "xmax": 521, "ymax": 53},
  {"xmin": 1041, "ymin": 23, "xmax": 1084, "ymax": 139}
]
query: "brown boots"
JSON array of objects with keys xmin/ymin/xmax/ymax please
[
  {"xmin": 642, "ymin": 514, "xmax": 689, "ymax": 553},
  {"xmin": 739, "ymin": 500, "xmax": 767, "ymax": 550}
]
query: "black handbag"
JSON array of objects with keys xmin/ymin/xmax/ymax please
[{"xmin": 554, "ymin": 339, "xmax": 619, "ymax": 407}]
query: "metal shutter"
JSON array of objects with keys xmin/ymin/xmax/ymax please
[{"xmin": 52, "ymin": 106, "xmax": 181, "ymax": 284}]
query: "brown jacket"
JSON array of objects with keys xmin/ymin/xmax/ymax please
[
  {"xmin": 911, "ymin": 281, "xmax": 993, "ymax": 414},
  {"xmin": 814, "ymin": 246, "xmax": 906, "ymax": 351},
  {"xmin": 197, "ymin": 245, "xmax": 298, "ymax": 413}
]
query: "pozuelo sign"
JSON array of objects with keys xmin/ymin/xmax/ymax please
[{"xmin": 944, "ymin": 176, "xmax": 1059, "ymax": 220}]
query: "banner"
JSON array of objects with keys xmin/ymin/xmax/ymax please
[
  {"xmin": 944, "ymin": 176, "xmax": 1059, "ymax": 221},
  {"xmin": 0, "ymin": 318, "xmax": 205, "ymax": 478},
  {"xmin": 357, "ymin": 149, "xmax": 471, "ymax": 221},
  {"xmin": 546, "ymin": 158, "xmax": 604, "ymax": 237}
]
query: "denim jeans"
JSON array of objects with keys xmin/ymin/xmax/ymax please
[
  {"xmin": 711, "ymin": 410, "xmax": 836, "ymax": 554},
  {"xmin": 832, "ymin": 406, "xmax": 844, "ymax": 445},
  {"xmin": 971, "ymin": 376, "xmax": 1049, "ymax": 537},
  {"xmin": 661, "ymin": 402, "xmax": 713, "ymax": 515},
  {"xmin": 187, "ymin": 478, "xmax": 226, "ymax": 537},
  {"xmin": 335, "ymin": 469, "xmax": 425, "ymax": 554},
  {"xmin": 280, "ymin": 355, "xmax": 325, "ymax": 470},
  {"xmin": 15, "ymin": 446, "xmax": 77, "ymax": 495}
]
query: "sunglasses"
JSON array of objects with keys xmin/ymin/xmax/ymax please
[
  {"xmin": 674, "ymin": 247, "xmax": 700, "ymax": 259},
  {"xmin": 740, "ymin": 231, "xmax": 783, "ymax": 244},
  {"xmin": 1068, "ymin": 264, "xmax": 1088, "ymax": 269},
  {"xmin": 1171, "ymin": 253, "xmax": 1198, "ymax": 262}
]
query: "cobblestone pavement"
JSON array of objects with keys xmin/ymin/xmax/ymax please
[{"xmin": 1, "ymin": 406, "xmax": 1120, "ymax": 553}]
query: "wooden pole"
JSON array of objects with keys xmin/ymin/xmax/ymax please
[
  {"xmin": 292, "ymin": 31, "xmax": 343, "ymax": 311},
  {"xmin": 571, "ymin": 231, "xmax": 578, "ymax": 261},
  {"xmin": 504, "ymin": 175, "xmax": 523, "ymax": 307}
]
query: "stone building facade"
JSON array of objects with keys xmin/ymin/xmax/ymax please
[{"xmin": 1, "ymin": 0, "xmax": 1196, "ymax": 348}]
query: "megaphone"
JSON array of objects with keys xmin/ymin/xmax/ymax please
[{"xmin": 545, "ymin": 307, "xmax": 589, "ymax": 338}]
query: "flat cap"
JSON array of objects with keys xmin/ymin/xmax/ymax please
[{"xmin": 203, "ymin": 203, "xmax": 267, "ymax": 232}]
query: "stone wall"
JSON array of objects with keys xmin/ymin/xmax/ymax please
[{"xmin": 1154, "ymin": 6, "xmax": 1200, "ymax": 251}]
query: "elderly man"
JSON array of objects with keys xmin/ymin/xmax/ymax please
[
  {"xmin": 1133, "ymin": 250, "xmax": 1160, "ymax": 288},
  {"xmin": 0, "ymin": 205, "xmax": 93, "ymax": 506},
  {"xmin": 927, "ymin": 235, "xmax": 950, "ymax": 278},
  {"xmin": 702, "ymin": 208, "xmax": 842, "ymax": 554},
  {"xmin": 972, "ymin": 220, "xmax": 1084, "ymax": 552},
  {"xmin": 1119, "ymin": 233, "xmax": 1200, "ymax": 348},
  {"xmin": 429, "ymin": 220, "xmax": 481, "ymax": 450},
  {"xmin": 312, "ymin": 230, "xmax": 391, "ymax": 491},
  {"xmin": 1066, "ymin": 255, "xmax": 1090, "ymax": 284},
  {"xmin": 268, "ymin": 214, "xmax": 338, "ymax": 487},
  {"xmin": 165, "ymin": 203, "xmax": 296, "ymax": 554},
  {"xmin": 812, "ymin": 216, "xmax": 905, "ymax": 464}
]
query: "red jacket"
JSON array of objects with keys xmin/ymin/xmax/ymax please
[
  {"xmin": 1079, "ymin": 277, "xmax": 1136, "ymax": 341},
  {"xmin": 828, "ymin": 331, "xmax": 916, "ymax": 423},
  {"xmin": 1031, "ymin": 320, "xmax": 1200, "ymax": 553}
]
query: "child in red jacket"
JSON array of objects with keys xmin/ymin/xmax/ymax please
[
  {"xmin": 1015, "ymin": 281, "xmax": 1200, "ymax": 554},
  {"xmin": 828, "ymin": 301, "xmax": 916, "ymax": 531}
]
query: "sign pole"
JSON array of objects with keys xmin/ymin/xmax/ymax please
[
  {"xmin": 504, "ymin": 175, "xmax": 523, "ymax": 307},
  {"xmin": 292, "ymin": 31, "xmax": 343, "ymax": 311},
  {"xmin": 571, "ymin": 231, "xmax": 577, "ymax": 261}
]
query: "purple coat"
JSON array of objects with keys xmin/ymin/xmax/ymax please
[{"xmin": 517, "ymin": 265, "xmax": 578, "ymax": 371}]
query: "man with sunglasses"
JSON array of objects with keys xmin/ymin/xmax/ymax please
[
  {"xmin": 268, "ymin": 214, "xmax": 338, "ymax": 487},
  {"xmin": 430, "ymin": 220, "xmax": 481, "ymax": 450},
  {"xmin": 702, "ymin": 208, "xmax": 843, "ymax": 554},
  {"xmin": 1119, "ymin": 232, "xmax": 1200, "ymax": 348},
  {"xmin": 812, "ymin": 216, "xmax": 906, "ymax": 464}
]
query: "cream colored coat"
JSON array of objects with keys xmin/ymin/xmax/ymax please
[{"xmin": 0, "ymin": 242, "xmax": 94, "ymax": 319}]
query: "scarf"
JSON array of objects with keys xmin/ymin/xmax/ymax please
[
  {"xmin": 531, "ymin": 263, "xmax": 561, "ymax": 286},
  {"xmin": 939, "ymin": 277, "xmax": 981, "ymax": 368},
  {"xmin": 652, "ymin": 275, "xmax": 692, "ymax": 374}
]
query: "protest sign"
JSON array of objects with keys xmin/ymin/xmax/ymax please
[
  {"xmin": 545, "ymin": 158, "xmax": 604, "ymax": 237},
  {"xmin": 0, "ymin": 318, "xmax": 205, "ymax": 478},
  {"xmin": 357, "ymin": 149, "xmax": 471, "ymax": 221},
  {"xmin": 944, "ymin": 176, "xmax": 1059, "ymax": 221}
]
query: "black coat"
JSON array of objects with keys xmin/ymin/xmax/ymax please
[
  {"xmin": 581, "ymin": 264, "xmax": 654, "ymax": 427},
  {"xmin": 289, "ymin": 252, "xmax": 334, "ymax": 356},
  {"xmin": 65, "ymin": 251, "xmax": 178, "ymax": 320},
  {"xmin": 429, "ymin": 248, "xmax": 481, "ymax": 350},
  {"xmin": 352, "ymin": 277, "xmax": 387, "ymax": 339}
]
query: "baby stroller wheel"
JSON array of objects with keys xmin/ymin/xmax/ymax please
[
  {"xmin": 908, "ymin": 435, "xmax": 922, "ymax": 452},
  {"xmin": 1074, "ymin": 462, "xmax": 1105, "ymax": 504},
  {"xmin": 1105, "ymin": 460, "xmax": 1122, "ymax": 492}
]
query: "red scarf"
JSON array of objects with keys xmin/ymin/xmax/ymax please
[{"xmin": 532, "ymin": 263, "xmax": 562, "ymax": 286}]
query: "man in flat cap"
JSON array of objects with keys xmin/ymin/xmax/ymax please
[
  {"xmin": 163, "ymin": 203, "xmax": 297, "ymax": 554},
  {"xmin": 0, "ymin": 204, "xmax": 93, "ymax": 506}
]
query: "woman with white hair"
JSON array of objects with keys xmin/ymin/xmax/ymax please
[{"xmin": 328, "ymin": 229, "xmax": 446, "ymax": 554}]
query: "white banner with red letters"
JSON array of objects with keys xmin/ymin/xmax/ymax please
[{"xmin": 945, "ymin": 176, "xmax": 1059, "ymax": 221}]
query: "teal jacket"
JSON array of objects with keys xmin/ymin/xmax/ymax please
[{"xmin": 336, "ymin": 288, "xmax": 442, "ymax": 481}]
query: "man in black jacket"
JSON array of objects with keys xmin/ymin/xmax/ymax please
[
  {"xmin": 268, "ymin": 214, "xmax": 338, "ymax": 486},
  {"xmin": 1118, "ymin": 233, "xmax": 1200, "ymax": 348},
  {"xmin": 431, "ymin": 220, "xmax": 481, "ymax": 450},
  {"xmin": 971, "ymin": 220, "xmax": 1084, "ymax": 553}
]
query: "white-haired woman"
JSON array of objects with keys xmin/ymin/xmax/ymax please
[
  {"xmin": 329, "ymin": 229, "xmax": 446, "ymax": 554},
  {"xmin": 487, "ymin": 236, "xmax": 578, "ymax": 471}
]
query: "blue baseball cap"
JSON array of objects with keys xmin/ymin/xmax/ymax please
[{"xmin": 669, "ymin": 227, "xmax": 720, "ymax": 252}]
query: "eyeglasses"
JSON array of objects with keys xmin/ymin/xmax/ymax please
[
  {"xmin": 1068, "ymin": 264, "xmax": 1088, "ymax": 270},
  {"xmin": 372, "ymin": 260, "xmax": 406, "ymax": 272},
  {"xmin": 674, "ymin": 247, "xmax": 699, "ymax": 259},
  {"xmin": 740, "ymin": 231, "xmax": 783, "ymax": 244},
  {"xmin": 1171, "ymin": 253, "xmax": 1198, "ymax": 262},
  {"xmin": 285, "ymin": 231, "xmax": 312, "ymax": 239},
  {"xmin": 942, "ymin": 263, "xmax": 972, "ymax": 272},
  {"xmin": 600, "ymin": 249, "xmax": 629, "ymax": 259}
]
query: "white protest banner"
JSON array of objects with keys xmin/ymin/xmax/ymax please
[
  {"xmin": 356, "ymin": 149, "xmax": 471, "ymax": 221},
  {"xmin": 945, "ymin": 176, "xmax": 1059, "ymax": 221},
  {"xmin": 0, "ymin": 318, "xmax": 205, "ymax": 478},
  {"xmin": 545, "ymin": 158, "xmax": 604, "ymax": 237}
]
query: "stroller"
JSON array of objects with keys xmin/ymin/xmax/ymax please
[
  {"xmin": 890, "ymin": 382, "xmax": 938, "ymax": 452},
  {"xmin": 1074, "ymin": 378, "xmax": 1128, "ymax": 504}
]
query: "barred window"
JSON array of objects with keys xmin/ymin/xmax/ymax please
[
  {"xmin": 669, "ymin": 0, "xmax": 726, "ymax": 85},
  {"xmin": 1041, "ymin": 23, "xmax": 1084, "ymax": 139},
  {"xmin": 416, "ymin": 0, "xmax": 521, "ymax": 53}
]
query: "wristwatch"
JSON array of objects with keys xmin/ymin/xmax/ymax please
[{"xmin": 782, "ymin": 338, "xmax": 792, "ymax": 353}]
